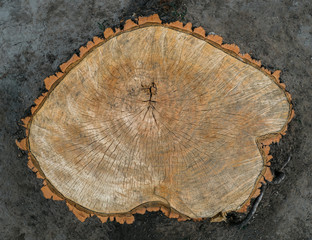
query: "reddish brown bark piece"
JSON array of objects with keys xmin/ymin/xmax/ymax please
[{"xmin": 18, "ymin": 14, "xmax": 293, "ymax": 223}]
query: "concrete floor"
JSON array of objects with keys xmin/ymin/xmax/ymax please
[{"xmin": 0, "ymin": 0, "xmax": 311, "ymax": 239}]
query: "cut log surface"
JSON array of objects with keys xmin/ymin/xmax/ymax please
[{"xmin": 28, "ymin": 25, "xmax": 290, "ymax": 219}]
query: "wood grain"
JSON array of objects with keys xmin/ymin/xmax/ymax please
[{"xmin": 27, "ymin": 25, "xmax": 290, "ymax": 219}]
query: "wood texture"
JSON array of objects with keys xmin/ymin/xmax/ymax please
[{"xmin": 21, "ymin": 18, "xmax": 292, "ymax": 222}]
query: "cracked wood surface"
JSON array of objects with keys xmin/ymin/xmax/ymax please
[{"xmin": 28, "ymin": 25, "xmax": 290, "ymax": 219}]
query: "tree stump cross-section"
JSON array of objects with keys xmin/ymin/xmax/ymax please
[{"xmin": 16, "ymin": 15, "xmax": 293, "ymax": 223}]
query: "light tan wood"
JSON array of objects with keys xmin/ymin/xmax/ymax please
[{"xmin": 24, "ymin": 22, "xmax": 291, "ymax": 221}]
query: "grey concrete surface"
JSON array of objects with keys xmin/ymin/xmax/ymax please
[{"xmin": 0, "ymin": 0, "xmax": 311, "ymax": 239}]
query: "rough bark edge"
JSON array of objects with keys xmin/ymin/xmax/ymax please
[{"xmin": 15, "ymin": 14, "xmax": 294, "ymax": 224}]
